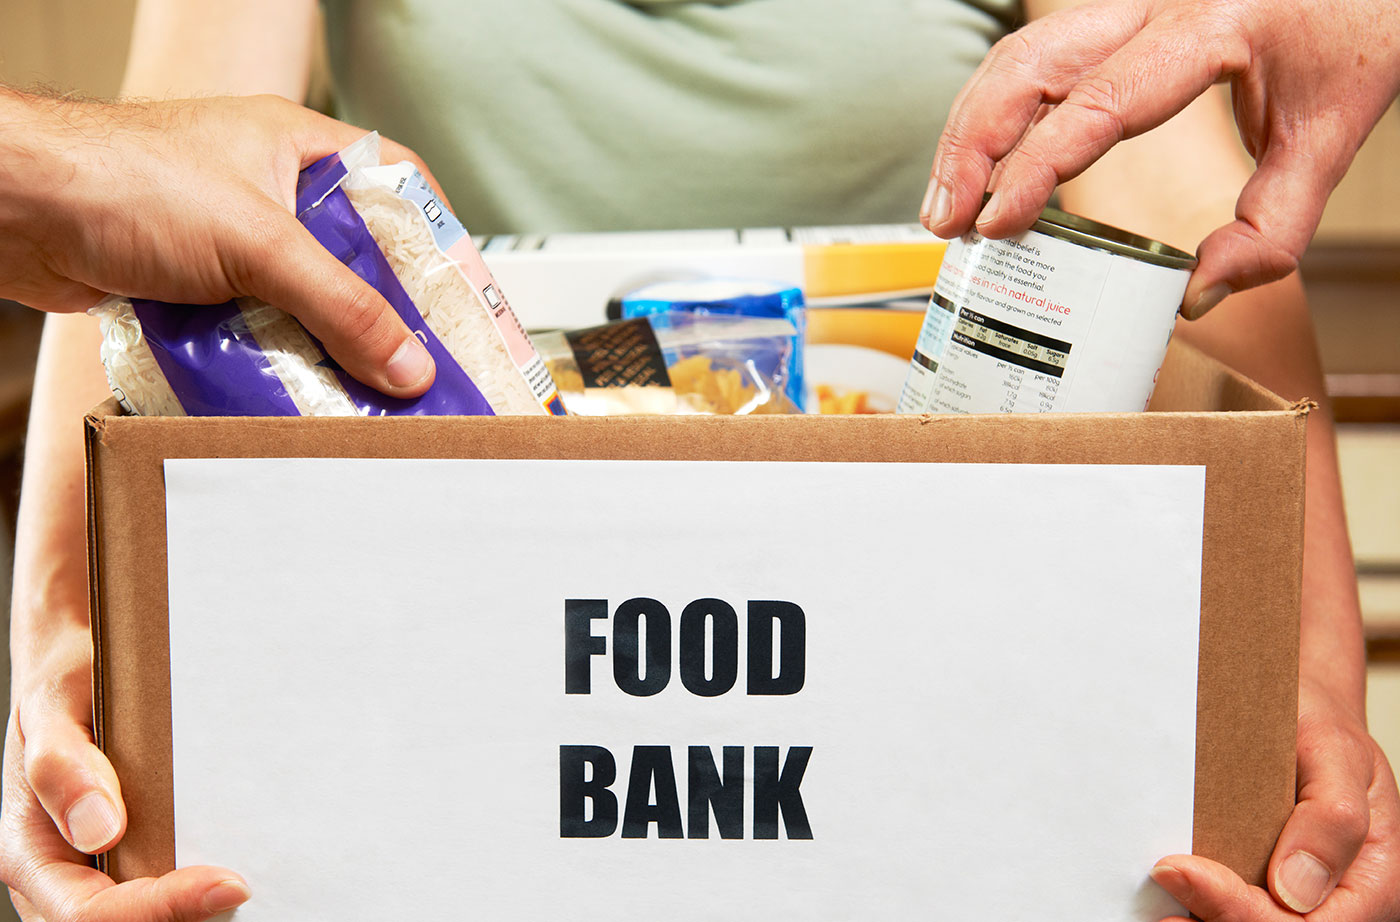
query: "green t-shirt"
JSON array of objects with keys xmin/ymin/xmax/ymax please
[{"xmin": 324, "ymin": 0, "xmax": 1018, "ymax": 234}]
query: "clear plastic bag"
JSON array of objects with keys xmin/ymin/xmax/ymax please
[
  {"xmin": 620, "ymin": 278, "xmax": 807, "ymax": 411},
  {"xmin": 534, "ymin": 312, "xmax": 800, "ymax": 415}
]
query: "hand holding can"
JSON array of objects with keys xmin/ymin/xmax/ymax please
[{"xmin": 899, "ymin": 208, "xmax": 1195, "ymax": 415}]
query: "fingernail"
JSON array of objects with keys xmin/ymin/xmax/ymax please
[
  {"xmin": 1184, "ymin": 283, "xmax": 1231, "ymax": 321},
  {"xmin": 66, "ymin": 792, "xmax": 120, "ymax": 853},
  {"xmin": 921, "ymin": 182, "xmax": 954, "ymax": 235},
  {"xmin": 1276, "ymin": 851, "xmax": 1331, "ymax": 913},
  {"xmin": 203, "ymin": 878, "xmax": 251, "ymax": 915},
  {"xmin": 1149, "ymin": 864, "xmax": 1193, "ymax": 904},
  {"xmin": 976, "ymin": 191, "xmax": 1002, "ymax": 232},
  {"xmin": 931, "ymin": 184, "xmax": 952, "ymax": 230},
  {"xmin": 385, "ymin": 337, "xmax": 433, "ymax": 390}
]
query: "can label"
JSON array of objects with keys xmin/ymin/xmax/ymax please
[{"xmin": 897, "ymin": 228, "xmax": 1189, "ymax": 414}]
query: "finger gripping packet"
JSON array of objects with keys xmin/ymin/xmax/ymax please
[{"xmin": 91, "ymin": 134, "xmax": 566, "ymax": 418}]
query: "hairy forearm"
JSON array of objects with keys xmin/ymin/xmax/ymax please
[
  {"xmin": 0, "ymin": 90, "xmax": 67, "ymax": 270},
  {"xmin": 10, "ymin": 315, "xmax": 114, "ymax": 684},
  {"xmin": 0, "ymin": 88, "xmax": 153, "ymax": 313},
  {"xmin": 0, "ymin": 86, "xmax": 47, "ymax": 182}
]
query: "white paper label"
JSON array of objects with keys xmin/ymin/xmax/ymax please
[
  {"xmin": 164, "ymin": 458, "xmax": 1203, "ymax": 922},
  {"xmin": 899, "ymin": 230, "xmax": 1188, "ymax": 414}
]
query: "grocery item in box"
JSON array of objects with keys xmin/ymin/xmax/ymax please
[
  {"xmin": 897, "ymin": 208, "xmax": 1194, "ymax": 415},
  {"xmin": 534, "ymin": 312, "xmax": 798, "ymax": 415},
  {"xmin": 93, "ymin": 135, "xmax": 565, "ymax": 418},
  {"xmin": 620, "ymin": 278, "xmax": 806, "ymax": 411}
]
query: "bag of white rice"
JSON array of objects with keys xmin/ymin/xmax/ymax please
[{"xmin": 91, "ymin": 134, "xmax": 566, "ymax": 417}]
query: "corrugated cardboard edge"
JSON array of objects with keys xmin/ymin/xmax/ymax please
[
  {"xmin": 83, "ymin": 413, "xmax": 107, "ymax": 876},
  {"xmin": 87, "ymin": 339, "xmax": 1305, "ymax": 888}
]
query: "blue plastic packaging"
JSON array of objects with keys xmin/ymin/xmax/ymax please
[{"xmin": 621, "ymin": 279, "xmax": 807, "ymax": 411}]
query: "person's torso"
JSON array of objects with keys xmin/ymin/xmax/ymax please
[{"xmin": 324, "ymin": 0, "xmax": 1018, "ymax": 233}]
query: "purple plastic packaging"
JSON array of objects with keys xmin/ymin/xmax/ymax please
[
  {"xmin": 130, "ymin": 301, "xmax": 302, "ymax": 417},
  {"xmin": 129, "ymin": 151, "xmax": 494, "ymax": 417}
]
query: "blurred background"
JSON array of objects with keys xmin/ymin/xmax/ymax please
[{"xmin": 1, "ymin": 2, "xmax": 1398, "ymax": 917}]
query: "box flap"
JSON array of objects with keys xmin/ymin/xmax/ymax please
[{"xmin": 1149, "ymin": 339, "xmax": 1295, "ymax": 413}]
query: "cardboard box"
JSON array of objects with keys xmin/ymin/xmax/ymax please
[{"xmin": 85, "ymin": 338, "xmax": 1307, "ymax": 897}]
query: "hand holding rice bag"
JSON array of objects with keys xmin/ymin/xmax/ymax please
[
  {"xmin": 93, "ymin": 134, "xmax": 566, "ymax": 418},
  {"xmin": 534, "ymin": 312, "xmax": 799, "ymax": 415}
]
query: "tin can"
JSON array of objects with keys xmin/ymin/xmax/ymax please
[{"xmin": 897, "ymin": 208, "xmax": 1196, "ymax": 414}]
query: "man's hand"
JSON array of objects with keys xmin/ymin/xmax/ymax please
[
  {"xmin": 0, "ymin": 89, "xmax": 440, "ymax": 397},
  {"xmin": 0, "ymin": 624, "xmax": 247, "ymax": 922},
  {"xmin": 1150, "ymin": 681, "xmax": 1400, "ymax": 922},
  {"xmin": 920, "ymin": 0, "xmax": 1400, "ymax": 318}
]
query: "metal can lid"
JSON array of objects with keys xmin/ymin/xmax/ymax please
[{"xmin": 1032, "ymin": 206, "xmax": 1198, "ymax": 271}]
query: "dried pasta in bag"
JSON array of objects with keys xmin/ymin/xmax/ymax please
[
  {"xmin": 534, "ymin": 312, "xmax": 799, "ymax": 415},
  {"xmin": 621, "ymin": 278, "xmax": 807, "ymax": 411},
  {"xmin": 91, "ymin": 134, "xmax": 565, "ymax": 418}
]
